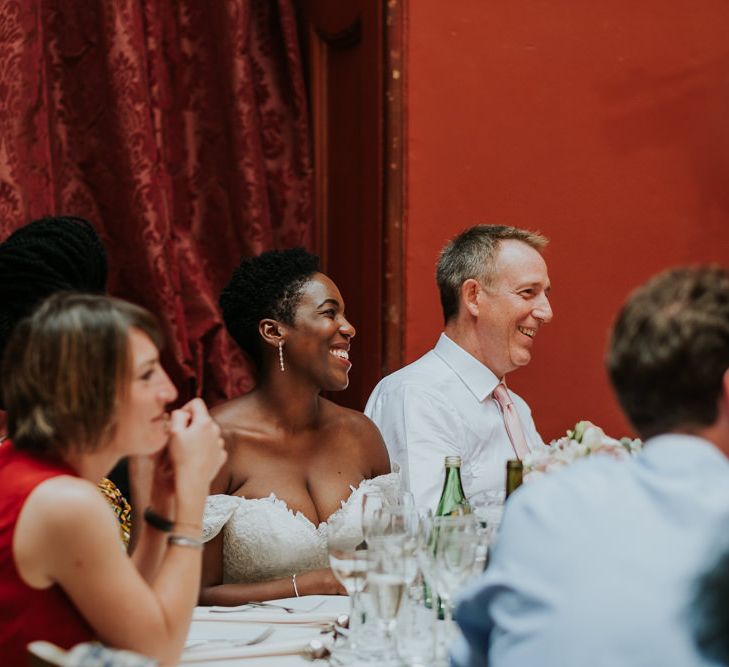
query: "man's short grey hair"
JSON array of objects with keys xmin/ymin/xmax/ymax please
[{"xmin": 436, "ymin": 224, "xmax": 548, "ymax": 324}]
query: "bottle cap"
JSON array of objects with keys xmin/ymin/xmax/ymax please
[{"xmin": 444, "ymin": 456, "xmax": 462, "ymax": 467}]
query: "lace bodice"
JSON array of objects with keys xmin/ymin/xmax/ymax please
[{"xmin": 202, "ymin": 472, "xmax": 401, "ymax": 584}]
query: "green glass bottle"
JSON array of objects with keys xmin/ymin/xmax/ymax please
[
  {"xmin": 426, "ymin": 456, "xmax": 470, "ymax": 616},
  {"xmin": 435, "ymin": 456, "xmax": 470, "ymax": 516}
]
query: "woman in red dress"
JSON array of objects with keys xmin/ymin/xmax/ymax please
[{"xmin": 0, "ymin": 293, "xmax": 226, "ymax": 664}]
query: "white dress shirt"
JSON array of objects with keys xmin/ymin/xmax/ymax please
[
  {"xmin": 364, "ymin": 333, "xmax": 543, "ymax": 510},
  {"xmin": 453, "ymin": 434, "xmax": 729, "ymax": 667}
]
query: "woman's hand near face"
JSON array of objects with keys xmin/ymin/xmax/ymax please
[{"xmin": 168, "ymin": 398, "xmax": 226, "ymax": 492}]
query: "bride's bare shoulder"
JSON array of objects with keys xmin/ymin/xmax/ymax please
[
  {"xmin": 208, "ymin": 395, "xmax": 270, "ymax": 493},
  {"xmin": 319, "ymin": 397, "xmax": 375, "ymax": 432},
  {"xmin": 210, "ymin": 394, "xmax": 257, "ymax": 427},
  {"xmin": 319, "ymin": 399, "xmax": 390, "ymax": 474},
  {"xmin": 210, "ymin": 394, "xmax": 272, "ymax": 444}
]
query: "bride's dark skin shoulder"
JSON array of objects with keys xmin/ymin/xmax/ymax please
[{"xmin": 209, "ymin": 394, "xmax": 390, "ymax": 525}]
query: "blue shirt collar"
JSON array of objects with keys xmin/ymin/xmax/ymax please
[
  {"xmin": 433, "ymin": 333, "xmax": 500, "ymax": 403},
  {"xmin": 640, "ymin": 433, "xmax": 729, "ymax": 471}
]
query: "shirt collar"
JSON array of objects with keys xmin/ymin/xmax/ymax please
[
  {"xmin": 640, "ymin": 433, "xmax": 729, "ymax": 470},
  {"xmin": 433, "ymin": 333, "xmax": 500, "ymax": 402}
]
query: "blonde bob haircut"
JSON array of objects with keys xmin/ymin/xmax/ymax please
[{"xmin": 1, "ymin": 292, "xmax": 163, "ymax": 457}]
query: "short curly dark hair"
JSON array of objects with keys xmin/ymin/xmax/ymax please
[{"xmin": 220, "ymin": 248, "xmax": 320, "ymax": 370}]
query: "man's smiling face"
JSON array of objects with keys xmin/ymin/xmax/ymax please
[{"xmin": 474, "ymin": 239, "xmax": 553, "ymax": 378}]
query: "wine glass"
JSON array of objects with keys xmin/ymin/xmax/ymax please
[
  {"xmin": 414, "ymin": 509, "xmax": 438, "ymax": 609},
  {"xmin": 432, "ymin": 515, "xmax": 479, "ymax": 642},
  {"xmin": 328, "ymin": 511, "xmax": 369, "ymax": 651},
  {"xmin": 371, "ymin": 506, "xmax": 420, "ymax": 585},
  {"xmin": 468, "ymin": 489, "xmax": 506, "ymax": 571},
  {"xmin": 468, "ymin": 488, "xmax": 505, "ymax": 539},
  {"xmin": 396, "ymin": 509, "xmax": 439, "ymax": 665},
  {"xmin": 396, "ymin": 489, "xmax": 415, "ymax": 508},
  {"xmin": 366, "ymin": 536, "xmax": 409, "ymax": 664},
  {"xmin": 361, "ymin": 490, "xmax": 388, "ymax": 546}
]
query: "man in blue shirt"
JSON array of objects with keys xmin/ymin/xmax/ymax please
[{"xmin": 453, "ymin": 266, "xmax": 729, "ymax": 667}]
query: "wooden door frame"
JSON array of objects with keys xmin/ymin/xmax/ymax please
[
  {"xmin": 382, "ymin": 0, "xmax": 406, "ymax": 375},
  {"xmin": 299, "ymin": 0, "xmax": 407, "ymax": 406}
]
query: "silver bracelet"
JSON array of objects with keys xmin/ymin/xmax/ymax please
[
  {"xmin": 168, "ymin": 534, "xmax": 203, "ymax": 551},
  {"xmin": 292, "ymin": 573, "xmax": 300, "ymax": 597}
]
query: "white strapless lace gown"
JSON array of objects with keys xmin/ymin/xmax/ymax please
[{"xmin": 202, "ymin": 472, "xmax": 401, "ymax": 583}]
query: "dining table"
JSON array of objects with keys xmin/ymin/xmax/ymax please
[{"xmin": 180, "ymin": 595, "xmax": 351, "ymax": 666}]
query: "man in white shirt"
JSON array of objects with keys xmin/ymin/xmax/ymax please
[
  {"xmin": 453, "ymin": 266, "xmax": 729, "ymax": 667},
  {"xmin": 365, "ymin": 225, "xmax": 553, "ymax": 509}
]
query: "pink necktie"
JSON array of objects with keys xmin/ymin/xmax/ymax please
[{"xmin": 492, "ymin": 383, "xmax": 531, "ymax": 460}]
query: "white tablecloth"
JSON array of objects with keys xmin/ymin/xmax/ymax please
[{"xmin": 180, "ymin": 596, "xmax": 350, "ymax": 666}]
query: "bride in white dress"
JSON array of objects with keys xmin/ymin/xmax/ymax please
[{"xmin": 200, "ymin": 249, "xmax": 393, "ymax": 604}]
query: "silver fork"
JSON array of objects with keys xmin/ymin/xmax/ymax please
[
  {"xmin": 185, "ymin": 626, "xmax": 274, "ymax": 650},
  {"xmin": 244, "ymin": 601, "xmax": 297, "ymax": 614},
  {"xmin": 209, "ymin": 601, "xmax": 297, "ymax": 614}
]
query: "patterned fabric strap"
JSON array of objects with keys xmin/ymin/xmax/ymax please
[{"xmin": 98, "ymin": 478, "xmax": 132, "ymax": 548}]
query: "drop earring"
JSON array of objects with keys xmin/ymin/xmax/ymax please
[{"xmin": 278, "ymin": 341, "xmax": 285, "ymax": 372}]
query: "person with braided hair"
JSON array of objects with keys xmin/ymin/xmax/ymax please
[
  {"xmin": 0, "ymin": 215, "xmax": 107, "ymax": 356},
  {"xmin": 0, "ymin": 216, "xmax": 130, "ymax": 546}
]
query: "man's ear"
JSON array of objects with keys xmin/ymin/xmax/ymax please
[
  {"xmin": 720, "ymin": 368, "xmax": 729, "ymax": 413},
  {"xmin": 259, "ymin": 319, "xmax": 285, "ymax": 348},
  {"xmin": 461, "ymin": 278, "xmax": 482, "ymax": 317}
]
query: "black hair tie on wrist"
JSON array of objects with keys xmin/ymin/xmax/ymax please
[{"xmin": 143, "ymin": 507, "xmax": 174, "ymax": 533}]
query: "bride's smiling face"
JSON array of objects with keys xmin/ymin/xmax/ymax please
[{"xmin": 282, "ymin": 273, "xmax": 356, "ymax": 391}]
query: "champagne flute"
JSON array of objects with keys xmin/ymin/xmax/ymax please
[
  {"xmin": 468, "ymin": 488, "xmax": 506, "ymax": 571},
  {"xmin": 468, "ymin": 488, "xmax": 505, "ymax": 538},
  {"xmin": 361, "ymin": 490, "xmax": 387, "ymax": 546},
  {"xmin": 373, "ymin": 506, "xmax": 420, "ymax": 585},
  {"xmin": 366, "ymin": 536, "xmax": 409, "ymax": 664},
  {"xmin": 396, "ymin": 489, "xmax": 415, "ymax": 508},
  {"xmin": 328, "ymin": 511, "xmax": 368, "ymax": 651},
  {"xmin": 432, "ymin": 514, "xmax": 479, "ymax": 642}
]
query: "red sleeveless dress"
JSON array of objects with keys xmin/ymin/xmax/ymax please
[{"xmin": 0, "ymin": 441, "xmax": 95, "ymax": 665}]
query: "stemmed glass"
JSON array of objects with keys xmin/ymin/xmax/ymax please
[
  {"xmin": 328, "ymin": 510, "xmax": 368, "ymax": 652},
  {"xmin": 468, "ymin": 489, "xmax": 505, "ymax": 540},
  {"xmin": 396, "ymin": 489, "xmax": 415, "ymax": 509},
  {"xmin": 371, "ymin": 506, "xmax": 420, "ymax": 586},
  {"xmin": 361, "ymin": 491, "xmax": 388, "ymax": 546},
  {"xmin": 365, "ymin": 536, "xmax": 409, "ymax": 664},
  {"xmin": 468, "ymin": 489, "xmax": 506, "ymax": 572},
  {"xmin": 431, "ymin": 515, "xmax": 480, "ymax": 642},
  {"xmin": 414, "ymin": 509, "xmax": 437, "ymax": 592}
]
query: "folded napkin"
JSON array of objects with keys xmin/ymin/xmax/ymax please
[
  {"xmin": 179, "ymin": 636, "xmax": 332, "ymax": 663},
  {"xmin": 192, "ymin": 607, "xmax": 339, "ymax": 626}
]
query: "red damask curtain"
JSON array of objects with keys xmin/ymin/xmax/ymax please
[{"xmin": 0, "ymin": 0, "xmax": 312, "ymax": 404}]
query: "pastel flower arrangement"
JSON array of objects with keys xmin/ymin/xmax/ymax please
[{"xmin": 524, "ymin": 420, "xmax": 642, "ymax": 480}]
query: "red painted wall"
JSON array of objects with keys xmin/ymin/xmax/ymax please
[{"xmin": 405, "ymin": 0, "xmax": 729, "ymax": 441}]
